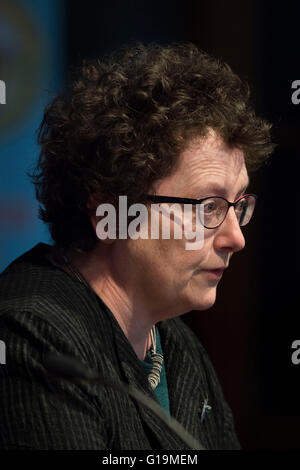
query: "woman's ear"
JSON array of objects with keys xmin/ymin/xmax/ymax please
[
  {"xmin": 87, "ymin": 193, "xmax": 116, "ymax": 245},
  {"xmin": 87, "ymin": 193, "xmax": 99, "ymax": 231}
]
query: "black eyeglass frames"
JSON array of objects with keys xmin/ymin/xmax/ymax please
[{"xmin": 146, "ymin": 194, "xmax": 257, "ymax": 229}]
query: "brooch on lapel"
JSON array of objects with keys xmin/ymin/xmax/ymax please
[{"xmin": 199, "ymin": 396, "xmax": 212, "ymax": 423}]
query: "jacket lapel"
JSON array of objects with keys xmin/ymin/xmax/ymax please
[{"xmin": 103, "ymin": 304, "xmax": 204, "ymax": 449}]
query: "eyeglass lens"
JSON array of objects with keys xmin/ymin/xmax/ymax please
[{"xmin": 198, "ymin": 195, "xmax": 256, "ymax": 228}]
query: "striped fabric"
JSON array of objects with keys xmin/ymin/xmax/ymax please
[{"xmin": 0, "ymin": 243, "xmax": 241, "ymax": 450}]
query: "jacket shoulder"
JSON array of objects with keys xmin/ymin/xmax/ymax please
[{"xmin": 0, "ymin": 243, "xmax": 104, "ymax": 351}]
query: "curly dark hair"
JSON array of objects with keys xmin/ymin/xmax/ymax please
[{"xmin": 29, "ymin": 42, "xmax": 275, "ymax": 251}]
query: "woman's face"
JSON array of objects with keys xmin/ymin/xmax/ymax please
[{"xmin": 113, "ymin": 130, "xmax": 250, "ymax": 320}]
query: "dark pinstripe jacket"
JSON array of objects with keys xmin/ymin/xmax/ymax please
[{"xmin": 0, "ymin": 243, "xmax": 241, "ymax": 450}]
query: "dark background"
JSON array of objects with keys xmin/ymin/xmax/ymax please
[
  {"xmin": 2, "ymin": 0, "xmax": 300, "ymax": 450},
  {"xmin": 65, "ymin": 0, "xmax": 300, "ymax": 449}
]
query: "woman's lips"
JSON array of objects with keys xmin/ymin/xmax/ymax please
[{"xmin": 203, "ymin": 269, "xmax": 224, "ymax": 280}]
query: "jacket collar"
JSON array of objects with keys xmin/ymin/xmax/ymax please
[{"xmin": 98, "ymin": 297, "xmax": 204, "ymax": 449}]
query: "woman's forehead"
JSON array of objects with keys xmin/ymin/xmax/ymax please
[{"xmin": 154, "ymin": 133, "xmax": 248, "ymax": 196}]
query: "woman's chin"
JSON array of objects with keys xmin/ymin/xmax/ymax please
[{"xmin": 188, "ymin": 286, "xmax": 217, "ymax": 311}]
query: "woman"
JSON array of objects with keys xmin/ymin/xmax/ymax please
[{"xmin": 0, "ymin": 42, "xmax": 274, "ymax": 450}]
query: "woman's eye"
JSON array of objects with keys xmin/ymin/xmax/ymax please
[
  {"xmin": 204, "ymin": 201, "xmax": 216, "ymax": 213},
  {"xmin": 236, "ymin": 200, "xmax": 247, "ymax": 212}
]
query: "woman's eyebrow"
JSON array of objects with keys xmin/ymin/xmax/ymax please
[
  {"xmin": 197, "ymin": 179, "xmax": 250, "ymax": 198},
  {"xmin": 240, "ymin": 177, "xmax": 250, "ymax": 193},
  {"xmin": 237, "ymin": 181, "xmax": 250, "ymax": 197}
]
